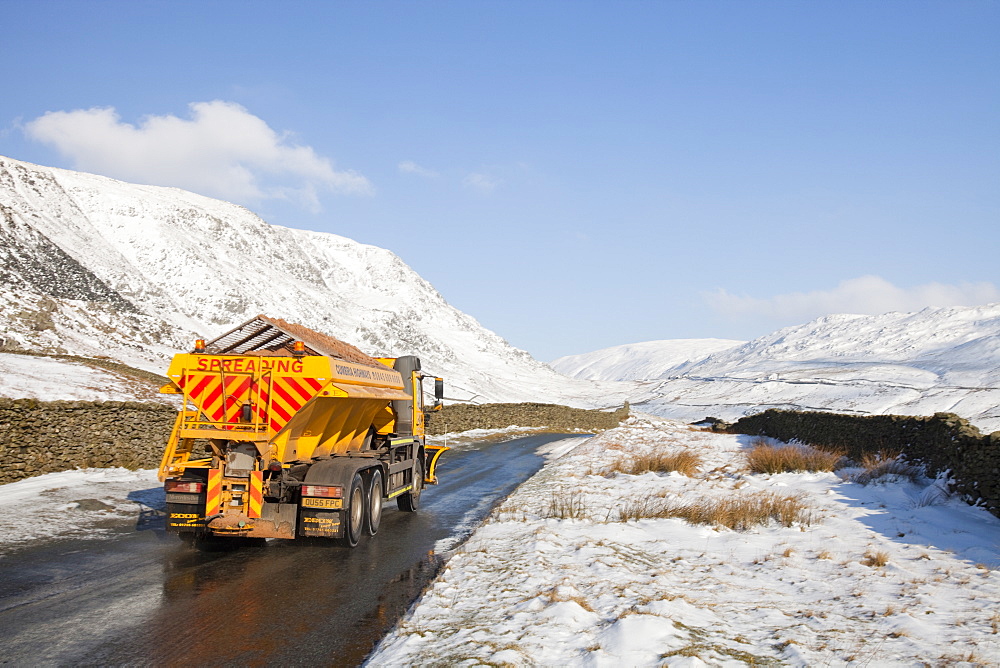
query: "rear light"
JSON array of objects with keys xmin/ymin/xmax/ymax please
[
  {"xmin": 268, "ymin": 460, "xmax": 283, "ymax": 472},
  {"xmin": 165, "ymin": 480, "xmax": 205, "ymax": 493},
  {"xmin": 301, "ymin": 485, "xmax": 342, "ymax": 498}
]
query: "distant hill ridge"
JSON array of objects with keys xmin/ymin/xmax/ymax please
[
  {"xmin": 561, "ymin": 305, "xmax": 1000, "ymax": 432},
  {"xmin": 551, "ymin": 338, "xmax": 745, "ymax": 381}
]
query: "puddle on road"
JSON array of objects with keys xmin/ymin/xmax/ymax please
[{"xmin": 343, "ymin": 551, "xmax": 447, "ymax": 666}]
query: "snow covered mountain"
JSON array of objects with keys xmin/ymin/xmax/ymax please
[
  {"xmin": 4, "ymin": 154, "xmax": 998, "ymax": 431},
  {"xmin": 636, "ymin": 305, "xmax": 1000, "ymax": 431},
  {"xmin": 0, "ymin": 155, "xmax": 638, "ymax": 407},
  {"xmin": 551, "ymin": 339, "xmax": 744, "ymax": 381}
]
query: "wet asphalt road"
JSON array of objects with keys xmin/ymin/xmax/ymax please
[{"xmin": 0, "ymin": 433, "xmax": 577, "ymax": 667}]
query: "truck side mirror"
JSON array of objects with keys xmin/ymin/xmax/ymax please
[{"xmin": 434, "ymin": 378, "xmax": 444, "ymax": 410}]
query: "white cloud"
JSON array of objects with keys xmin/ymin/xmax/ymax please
[
  {"xmin": 398, "ymin": 160, "xmax": 439, "ymax": 178},
  {"xmin": 463, "ymin": 172, "xmax": 500, "ymax": 194},
  {"xmin": 24, "ymin": 101, "xmax": 372, "ymax": 211},
  {"xmin": 705, "ymin": 275, "xmax": 1000, "ymax": 324}
]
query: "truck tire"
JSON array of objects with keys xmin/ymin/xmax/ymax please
[
  {"xmin": 341, "ymin": 472, "xmax": 365, "ymax": 548},
  {"xmin": 366, "ymin": 469, "xmax": 383, "ymax": 536},
  {"xmin": 396, "ymin": 458, "xmax": 423, "ymax": 512}
]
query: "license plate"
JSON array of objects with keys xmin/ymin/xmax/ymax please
[{"xmin": 302, "ymin": 497, "xmax": 343, "ymax": 509}]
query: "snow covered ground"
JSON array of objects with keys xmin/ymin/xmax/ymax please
[
  {"xmin": 2, "ymin": 420, "xmax": 998, "ymax": 665},
  {"xmin": 0, "ymin": 467, "xmax": 162, "ymax": 556},
  {"xmin": 0, "ymin": 352, "xmax": 176, "ymax": 405},
  {"xmin": 369, "ymin": 416, "xmax": 1000, "ymax": 667}
]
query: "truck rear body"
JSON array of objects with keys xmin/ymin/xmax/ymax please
[{"xmin": 158, "ymin": 315, "xmax": 446, "ymax": 545}]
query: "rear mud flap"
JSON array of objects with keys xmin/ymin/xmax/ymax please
[
  {"xmin": 298, "ymin": 508, "xmax": 342, "ymax": 538},
  {"xmin": 252, "ymin": 502, "xmax": 297, "ymax": 539},
  {"xmin": 166, "ymin": 501, "xmax": 207, "ymax": 532}
]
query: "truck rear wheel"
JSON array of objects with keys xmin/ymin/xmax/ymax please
[
  {"xmin": 396, "ymin": 458, "xmax": 423, "ymax": 512},
  {"xmin": 366, "ymin": 469, "xmax": 383, "ymax": 536},
  {"xmin": 341, "ymin": 472, "xmax": 365, "ymax": 548}
]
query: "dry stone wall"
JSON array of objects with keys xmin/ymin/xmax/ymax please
[
  {"xmin": 729, "ymin": 409, "xmax": 1000, "ymax": 518},
  {"xmin": 426, "ymin": 402, "xmax": 629, "ymax": 435},
  {"xmin": 0, "ymin": 399, "xmax": 629, "ymax": 484},
  {"xmin": 0, "ymin": 398, "xmax": 176, "ymax": 483}
]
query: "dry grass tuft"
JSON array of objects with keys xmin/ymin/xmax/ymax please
[
  {"xmin": 817, "ymin": 550, "xmax": 833, "ymax": 560},
  {"xmin": 745, "ymin": 439, "xmax": 843, "ymax": 474},
  {"xmin": 862, "ymin": 550, "xmax": 890, "ymax": 568},
  {"xmin": 619, "ymin": 491, "xmax": 812, "ymax": 530},
  {"xmin": 940, "ymin": 651, "xmax": 984, "ymax": 665},
  {"xmin": 543, "ymin": 586, "xmax": 596, "ymax": 612},
  {"xmin": 609, "ymin": 448, "xmax": 703, "ymax": 477},
  {"xmin": 850, "ymin": 452, "xmax": 922, "ymax": 485},
  {"xmin": 543, "ymin": 491, "xmax": 587, "ymax": 520}
]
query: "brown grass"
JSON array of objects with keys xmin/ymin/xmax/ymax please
[
  {"xmin": 745, "ymin": 439, "xmax": 843, "ymax": 474},
  {"xmin": 544, "ymin": 587, "xmax": 596, "ymax": 612},
  {"xmin": 862, "ymin": 550, "xmax": 890, "ymax": 568},
  {"xmin": 619, "ymin": 491, "xmax": 812, "ymax": 530},
  {"xmin": 609, "ymin": 448, "xmax": 703, "ymax": 477},
  {"xmin": 850, "ymin": 452, "xmax": 922, "ymax": 485},
  {"xmin": 544, "ymin": 491, "xmax": 587, "ymax": 520}
]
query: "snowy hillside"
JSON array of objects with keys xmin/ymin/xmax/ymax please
[
  {"xmin": 0, "ymin": 155, "xmax": 638, "ymax": 407},
  {"xmin": 637, "ymin": 305, "xmax": 1000, "ymax": 432},
  {"xmin": 551, "ymin": 338, "xmax": 744, "ymax": 381},
  {"xmin": 0, "ymin": 352, "xmax": 176, "ymax": 405}
]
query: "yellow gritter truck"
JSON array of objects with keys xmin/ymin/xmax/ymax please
[{"xmin": 157, "ymin": 315, "xmax": 448, "ymax": 547}]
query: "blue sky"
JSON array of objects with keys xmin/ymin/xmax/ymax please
[{"xmin": 3, "ymin": 1, "xmax": 998, "ymax": 360}]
